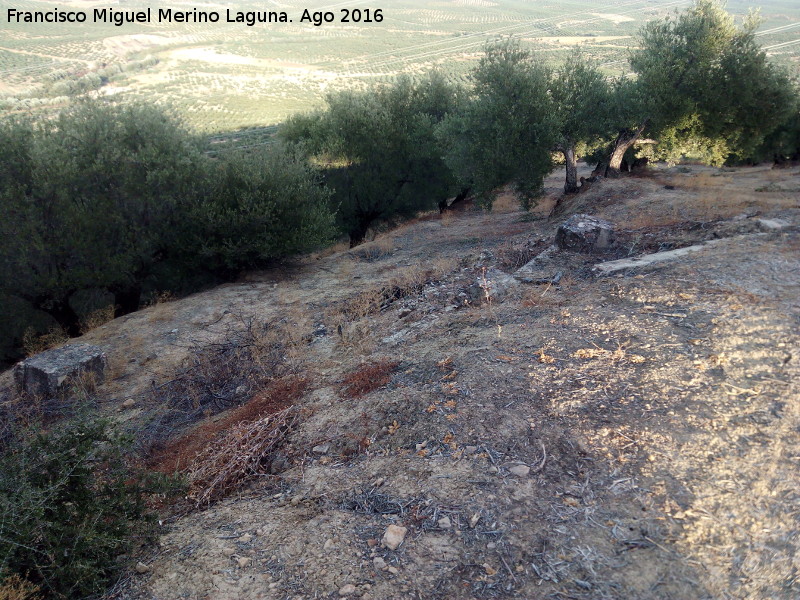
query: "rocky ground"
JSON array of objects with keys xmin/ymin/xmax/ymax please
[{"xmin": 5, "ymin": 162, "xmax": 799, "ymax": 600}]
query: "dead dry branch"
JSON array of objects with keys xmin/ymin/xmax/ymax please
[{"xmin": 187, "ymin": 405, "xmax": 301, "ymax": 506}]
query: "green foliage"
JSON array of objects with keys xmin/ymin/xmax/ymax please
[
  {"xmin": 184, "ymin": 147, "xmax": 336, "ymax": 274},
  {"xmin": 551, "ymin": 50, "xmax": 613, "ymax": 153},
  {"xmin": 0, "ymin": 101, "xmax": 337, "ymax": 357},
  {"xmin": 282, "ymin": 72, "xmax": 463, "ymax": 244},
  {"xmin": 0, "ymin": 407, "xmax": 184, "ymax": 599},
  {"xmin": 437, "ymin": 40, "xmax": 557, "ymax": 209},
  {"xmin": 630, "ymin": 0, "xmax": 796, "ymax": 163},
  {"xmin": 0, "ymin": 102, "xmax": 205, "ymax": 334}
]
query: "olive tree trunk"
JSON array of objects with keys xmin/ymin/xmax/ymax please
[{"xmin": 563, "ymin": 146, "xmax": 579, "ymax": 194}]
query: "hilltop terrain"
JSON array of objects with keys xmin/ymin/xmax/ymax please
[{"xmin": 3, "ymin": 163, "xmax": 795, "ymax": 599}]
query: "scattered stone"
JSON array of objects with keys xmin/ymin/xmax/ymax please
[
  {"xmin": 382, "ymin": 524, "xmax": 408, "ymax": 550},
  {"xmin": 367, "ymin": 538, "xmax": 379, "ymax": 547},
  {"xmin": 469, "ymin": 513, "xmax": 481, "ymax": 528},
  {"xmin": 387, "ymin": 566, "xmax": 399, "ymax": 575},
  {"xmin": 121, "ymin": 398, "xmax": 136, "ymax": 409},
  {"xmin": 554, "ymin": 214, "xmax": 615, "ymax": 252},
  {"xmin": 372, "ymin": 477, "xmax": 385, "ymax": 488},
  {"xmin": 509, "ymin": 464, "xmax": 531, "ymax": 477},
  {"xmin": 464, "ymin": 445, "xmax": 478, "ymax": 454},
  {"xmin": 513, "ymin": 245, "xmax": 563, "ymax": 284},
  {"xmin": 135, "ymin": 562, "xmax": 150, "ymax": 574},
  {"xmin": 467, "ymin": 267, "xmax": 519, "ymax": 304},
  {"xmin": 415, "ymin": 441, "xmax": 427, "ymax": 452},
  {"xmin": 757, "ymin": 217, "xmax": 791, "ymax": 232},
  {"xmin": 437, "ymin": 516, "xmax": 452, "ymax": 529},
  {"xmin": 339, "ymin": 584, "xmax": 357, "ymax": 596},
  {"xmin": 14, "ymin": 344, "xmax": 108, "ymax": 399},
  {"xmin": 269, "ymin": 452, "xmax": 289, "ymax": 474},
  {"xmin": 373, "ymin": 557, "xmax": 387, "ymax": 570},
  {"xmin": 312, "ymin": 443, "xmax": 331, "ymax": 455},
  {"xmin": 324, "ymin": 539, "xmax": 336, "ymax": 551},
  {"xmin": 222, "ymin": 547, "xmax": 236, "ymax": 557},
  {"xmin": 398, "ymin": 307, "xmax": 413, "ymax": 318},
  {"xmin": 237, "ymin": 557, "xmax": 251, "ymax": 568},
  {"xmin": 290, "ymin": 494, "xmax": 304, "ymax": 506}
]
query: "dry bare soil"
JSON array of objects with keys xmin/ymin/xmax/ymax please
[{"xmin": 9, "ymin": 163, "xmax": 800, "ymax": 600}]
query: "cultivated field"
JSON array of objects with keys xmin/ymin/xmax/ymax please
[{"xmin": 1, "ymin": 0, "xmax": 798, "ymax": 132}]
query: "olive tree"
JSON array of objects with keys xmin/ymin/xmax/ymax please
[
  {"xmin": 437, "ymin": 40, "xmax": 557, "ymax": 209},
  {"xmin": 550, "ymin": 51, "xmax": 614, "ymax": 193},
  {"xmin": 282, "ymin": 72, "xmax": 463, "ymax": 245}
]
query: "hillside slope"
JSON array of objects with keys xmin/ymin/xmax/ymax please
[{"xmin": 7, "ymin": 163, "xmax": 799, "ymax": 600}]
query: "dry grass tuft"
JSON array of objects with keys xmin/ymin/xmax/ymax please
[
  {"xmin": 0, "ymin": 575, "xmax": 42, "ymax": 600},
  {"xmin": 187, "ymin": 405, "xmax": 301, "ymax": 506},
  {"xmin": 339, "ymin": 360, "xmax": 398, "ymax": 399},
  {"xmin": 79, "ymin": 304, "xmax": 116, "ymax": 334},
  {"xmin": 21, "ymin": 326, "xmax": 68, "ymax": 357},
  {"xmin": 350, "ymin": 236, "xmax": 394, "ymax": 262}
]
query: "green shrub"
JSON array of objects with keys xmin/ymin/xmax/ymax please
[
  {"xmin": 183, "ymin": 147, "xmax": 336, "ymax": 275},
  {"xmin": 0, "ymin": 406, "xmax": 183, "ymax": 599}
]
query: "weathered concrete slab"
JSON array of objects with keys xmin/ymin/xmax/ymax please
[
  {"xmin": 13, "ymin": 344, "xmax": 108, "ymax": 398},
  {"xmin": 593, "ymin": 239, "xmax": 727, "ymax": 275}
]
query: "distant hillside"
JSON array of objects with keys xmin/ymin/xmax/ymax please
[{"xmin": 1, "ymin": 0, "xmax": 798, "ymax": 130}]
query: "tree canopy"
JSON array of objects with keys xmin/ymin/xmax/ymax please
[{"xmin": 437, "ymin": 40, "xmax": 557, "ymax": 209}]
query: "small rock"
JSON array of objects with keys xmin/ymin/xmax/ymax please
[
  {"xmin": 488, "ymin": 465, "xmax": 499, "ymax": 474},
  {"xmin": 222, "ymin": 547, "xmax": 236, "ymax": 557},
  {"xmin": 269, "ymin": 582, "xmax": 280, "ymax": 589},
  {"xmin": 237, "ymin": 557, "xmax": 251, "ymax": 568},
  {"xmin": 339, "ymin": 583, "xmax": 357, "ymax": 596},
  {"xmin": 121, "ymin": 398, "xmax": 136, "ymax": 409},
  {"xmin": 469, "ymin": 513, "xmax": 481, "ymax": 528},
  {"xmin": 757, "ymin": 217, "xmax": 791, "ymax": 232},
  {"xmin": 464, "ymin": 445, "xmax": 478, "ymax": 454},
  {"xmin": 324, "ymin": 539, "xmax": 336, "ymax": 551},
  {"xmin": 415, "ymin": 441, "xmax": 427, "ymax": 452},
  {"xmin": 382, "ymin": 524, "xmax": 408, "ymax": 550},
  {"xmin": 509, "ymin": 464, "xmax": 531, "ymax": 477},
  {"xmin": 269, "ymin": 452, "xmax": 289, "ymax": 474},
  {"xmin": 135, "ymin": 562, "xmax": 150, "ymax": 574},
  {"xmin": 437, "ymin": 516, "xmax": 452, "ymax": 529},
  {"xmin": 290, "ymin": 494, "xmax": 304, "ymax": 506},
  {"xmin": 312, "ymin": 443, "xmax": 331, "ymax": 455},
  {"xmin": 467, "ymin": 267, "xmax": 519, "ymax": 304},
  {"xmin": 367, "ymin": 538, "xmax": 379, "ymax": 547},
  {"xmin": 373, "ymin": 557, "xmax": 387, "ymax": 570},
  {"xmin": 372, "ymin": 477, "xmax": 385, "ymax": 488},
  {"xmin": 239, "ymin": 533, "xmax": 252, "ymax": 543},
  {"xmin": 387, "ymin": 566, "xmax": 399, "ymax": 575}
]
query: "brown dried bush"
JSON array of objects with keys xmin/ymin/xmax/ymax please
[
  {"xmin": 141, "ymin": 316, "xmax": 297, "ymax": 452},
  {"xmin": 187, "ymin": 405, "xmax": 301, "ymax": 506},
  {"xmin": 340, "ymin": 360, "xmax": 398, "ymax": 399},
  {"xmin": 149, "ymin": 375, "xmax": 308, "ymax": 474}
]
